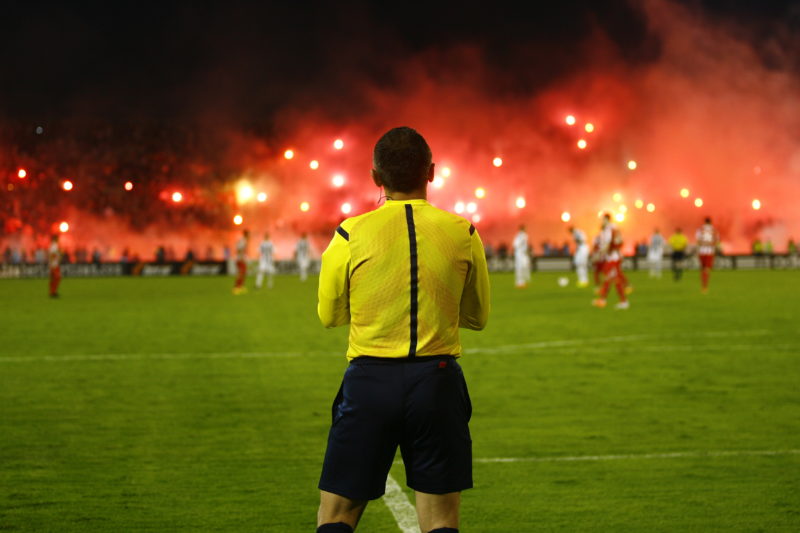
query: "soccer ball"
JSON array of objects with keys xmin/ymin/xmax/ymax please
[{"xmin": 557, "ymin": 276, "xmax": 569, "ymax": 287}]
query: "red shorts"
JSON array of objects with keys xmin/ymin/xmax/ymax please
[
  {"xmin": 602, "ymin": 260, "xmax": 622, "ymax": 279},
  {"xmin": 699, "ymin": 254, "xmax": 714, "ymax": 269}
]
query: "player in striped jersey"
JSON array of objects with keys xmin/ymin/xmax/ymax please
[
  {"xmin": 255, "ymin": 232, "xmax": 275, "ymax": 289},
  {"xmin": 569, "ymin": 226, "xmax": 590, "ymax": 287},
  {"xmin": 695, "ymin": 217, "xmax": 719, "ymax": 293},
  {"xmin": 232, "ymin": 229, "xmax": 249, "ymax": 295},
  {"xmin": 316, "ymin": 127, "xmax": 490, "ymax": 533},
  {"xmin": 592, "ymin": 213, "xmax": 630, "ymax": 309}
]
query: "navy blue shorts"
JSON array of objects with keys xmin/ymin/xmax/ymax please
[{"xmin": 318, "ymin": 355, "xmax": 472, "ymax": 501}]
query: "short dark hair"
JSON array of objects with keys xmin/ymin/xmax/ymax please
[
  {"xmin": 373, "ymin": 127, "xmax": 431, "ymax": 193},
  {"xmin": 704, "ymin": 216, "xmax": 712, "ymax": 224}
]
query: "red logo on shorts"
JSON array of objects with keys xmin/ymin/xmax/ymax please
[{"xmin": 438, "ymin": 361, "xmax": 447, "ymax": 368}]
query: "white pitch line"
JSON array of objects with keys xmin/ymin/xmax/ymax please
[
  {"xmin": 475, "ymin": 449, "xmax": 800, "ymax": 464},
  {"xmin": 383, "ymin": 474, "xmax": 420, "ymax": 533}
]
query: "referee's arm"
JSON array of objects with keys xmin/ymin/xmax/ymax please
[
  {"xmin": 459, "ymin": 228, "xmax": 490, "ymax": 330},
  {"xmin": 317, "ymin": 229, "xmax": 351, "ymax": 328}
]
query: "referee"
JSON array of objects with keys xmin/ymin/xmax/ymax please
[{"xmin": 316, "ymin": 127, "xmax": 490, "ymax": 533}]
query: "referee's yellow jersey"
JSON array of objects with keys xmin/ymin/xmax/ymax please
[{"xmin": 318, "ymin": 198, "xmax": 490, "ymax": 360}]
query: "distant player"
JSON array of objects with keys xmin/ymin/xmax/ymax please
[
  {"xmin": 295, "ymin": 232, "xmax": 311, "ymax": 282},
  {"xmin": 668, "ymin": 228, "xmax": 688, "ymax": 281},
  {"xmin": 513, "ymin": 224, "xmax": 531, "ymax": 288},
  {"xmin": 591, "ymin": 233, "xmax": 605, "ymax": 287},
  {"xmin": 647, "ymin": 228, "xmax": 665, "ymax": 278},
  {"xmin": 592, "ymin": 213, "xmax": 629, "ymax": 309},
  {"xmin": 233, "ymin": 229, "xmax": 249, "ymax": 294},
  {"xmin": 568, "ymin": 226, "xmax": 589, "ymax": 287},
  {"xmin": 48, "ymin": 234, "xmax": 61, "ymax": 298},
  {"xmin": 695, "ymin": 217, "xmax": 719, "ymax": 293},
  {"xmin": 255, "ymin": 232, "xmax": 275, "ymax": 289}
]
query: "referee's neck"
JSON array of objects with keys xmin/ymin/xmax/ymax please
[{"xmin": 383, "ymin": 187, "xmax": 428, "ymax": 202}]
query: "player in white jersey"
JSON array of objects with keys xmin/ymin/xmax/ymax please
[
  {"xmin": 568, "ymin": 226, "xmax": 589, "ymax": 287},
  {"xmin": 295, "ymin": 232, "xmax": 311, "ymax": 282},
  {"xmin": 256, "ymin": 232, "xmax": 276, "ymax": 289},
  {"xmin": 48, "ymin": 234, "xmax": 61, "ymax": 298},
  {"xmin": 647, "ymin": 228, "xmax": 665, "ymax": 278},
  {"xmin": 233, "ymin": 229, "xmax": 249, "ymax": 294},
  {"xmin": 695, "ymin": 217, "xmax": 719, "ymax": 293},
  {"xmin": 513, "ymin": 224, "xmax": 531, "ymax": 288}
]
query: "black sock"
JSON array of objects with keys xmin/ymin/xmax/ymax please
[
  {"xmin": 428, "ymin": 529, "xmax": 458, "ymax": 533},
  {"xmin": 317, "ymin": 523, "xmax": 353, "ymax": 533}
]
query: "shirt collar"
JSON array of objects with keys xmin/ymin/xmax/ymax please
[{"xmin": 382, "ymin": 198, "xmax": 429, "ymax": 206}]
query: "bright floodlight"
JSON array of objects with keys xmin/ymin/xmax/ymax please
[
  {"xmin": 454, "ymin": 201, "xmax": 465, "ymax": 214},
  {"xmin": 472, "ymin": 214, "xmax": 481, "ymax": 223},
  {"xmin": 634, "ymin": 199, "xmax": 644, "ymax": 209},
  {"xmin": 432, "ymin": 176, "xmax": 444, "ymax": 189},
  {"xmin": 565, "ymin": 115, "xmax": 576, "ymax": 125},
  {"xmin": 612, "ymin": 192, "xmax": 623, "ymax": 203},
  {"xmin": 62, "ymin": 180, "xmax": 73, "ymax": 191},
  {"xmin": 614, "ymin": 212, "xmax": 625, "ymax": 222},
  {"xmin": 310, "ymin": 160, "xmax": 320, "ymax": 170},
  {"xmin": 17, "ymin": 168, "xmax": 26, "ymax": 179},
  {"xmin": 627, "ymin": 160, "xmax": 637, "ymax": 170},
  {"xmin": 752, "ymin": 199, "xmax": 761, "ymax": 210},
  {"xmin": 300, "ymin": 201, "xmax": 310, "ymax": 212},
  {"xmin": 172, "ymin": 192, "xmax": 183, "ymax": 203},
  {"xmin": 680, "ymin": 188, "xmax": 690, "ymax": 198},
  {"xmin": 59, "ymin": 221, "xmax": 69, "ymax": 233},
  {"xmin": 333, "ymin": 139, "xmax": 344, "ymax": 150},
  {"xmin": 236, "ymin": 183, "xmax": 254, "ymax": 204},
  {"xmin": 466, "ymin": 202, "xmax": 477, "ymax": 214},
  {"xmin": 584, "ymin": 123, "xmax": 595, "ymax": 133},
  {"xmin": 492, "ymin": 157, "xmax": 503, "ymax": 167},
  {"xmin": 124, "ymin": 181, "xmax": 134, "ymax": 191},
  {"xmin": 515, "ymin": 196, "xmax": 526, "ymax": 209},
  {"xmin": 619, "ymin": 204, "xmax": 628, "ymax": 213},
  {"xmin": 694, "ymin": 198, "xmax": 703, "ymax": 207},
  {"xmin": 475, "ymin": 187, "xmax": 486, "ymax": 199},
  {"xmin": 646, "ymin": 203, "xmax": 656, "ymax": 212},
  {"xmin": 332, "ymin": 174, "xmax": 345, "ymax": 188},
  {"xmin": 577, "ymin": 139, "xmax": 587, "ymax": 149},
  {"xmin": 561, "ymin": 211, "xmax": 571, "ymax": 222},
  {"xmin": 284, "ymin": 149, "xmax": 295, "ymax": 160},
  {"xmin": 341, "ymin": 202, "xmax": 352, "ymax": 214},
  {"xmin": 257, "ymin": 192, "xmax": 268, "ymax": 202},
  {"xmin": 233, "ymin": 214, "xmax": 243, "ymax": 225},
  {"xmin": 441, "ymin": 167, "xmax": 452, "ymax": 177}
]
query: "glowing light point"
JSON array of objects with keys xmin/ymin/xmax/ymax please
[
  {"xmin": 341, "ymin": 202, "xmax": 352, "ymax": 214},
  {"xmin": 466, "ymin": 202, "xmax": 478, "ymax": 214},
  {"xmin": 59, "ymin": 221, "xmax": 69, "ymax": 233},
  {"xmin": 694, "ymin": 198, "xmax": 703, "ymax": 207},
  {"xmin": 515, "ymin": 196, "xmax": 526, "ymax": 209},
  {"xmin": 680, "ymin": 188, "xmax": 690, "ymax": 198},
  {"xmin": 333, "ymin": 139, "xmax": 344, "ymax": 150},
  {"xmin": 441, "ymin": 167, "xmax": 452, "ymax": 177},
  {"xmin": 584, "ymin": 123, "xmax": 595, "ymax": 133},
  {"xmin": 172, "ymin": 192, "xmax": 183, "ymax": 203},
  {"xmin": 752, "ymin": 199, "xmax": 761, "ymax": 210},
  {"xmin": 284, "ymin": 149, "xmax": 294, "ymax": 160},
  {"xmin": 309, "ymin": 160, "xmax": 319, "ymax": 170},
  {"xmin": 17, "ymin": 168, "xmax": 27, "ymax": 179},
  {"xmin": 646, "ymin": 203, "xmax": 656, "ymax": 212},
  {"xmin": 619, "ymin": 205, "xmax": 628, "ymax": 213},
  {"xmin": 257, "ymin": 192, "xmax": 268, "ymax": 202},
  {"xmin": 492, "ymin": 157, "xmax": 503, "ymax": 168},
  {"xmin": 627, "ymin": 160, "xmax": 637, "ymax": 170},
  {"xmin": 236, "ymin": 183, "xmax": 254, "ymax": 204},
  {"xmin": 454, "ymin": 201, "xmax": 465, "ymax": 214},
  {"xmin": 614, "ymin": 213, "xmax": 625, "ymax": 222},
  {"xmin": 565, "ymin": 115, "xmax": 576, "ymax": 126},
  {"xmin": 475, "ymin": 187, "xmax": 486, "ymax": 199},
  {"xmin": 561, "ymin": 211, "xmax": 571, "ymax": 222},
  {"xmin": 577, "ymin": 139, "xmax": 587, "ymax": 150},
  {"xmin": 233, "ymin": 214, "xmax": 243, "ymax": 225},
  {"xmin": 472, "ymin": 214, "xmax": 481, "ymax": 223},
  {"xmin": 331, "ymin": 174, "xmax": 345, "ymax": 188},
  {"xmin": 634, "ymin": 199, "xmax": 644, "ymax": 209},
  {"xmin": 432, "ymin": 176, "xmax": 444, "ymax": 189},
  {"xmin": 124, "ymin": 181, "xmax": 134, "ymax": 191},
  {"xmin": 62, "ymin": 180, "xmax": 73, "ymax": 191},
  {"xmin": 300, "ymin": 201, "xmax": 310, "ymax": 212},
  {"xmin": 612, "ymin": 192, "xmax": 623, "ymax": 203}
]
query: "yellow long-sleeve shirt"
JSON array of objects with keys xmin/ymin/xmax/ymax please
[
  {"xmin": 318, "ymin": 198, "xmax": 490, "ymax": 360},
  {"xmin": 669, "ymin": 232, "xmax": 689, "ymax": 251}
]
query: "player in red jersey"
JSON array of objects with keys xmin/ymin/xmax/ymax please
[
  {"xmin": 48, "ymin": 234, "xmax": 61, "ymax": 298},
  {"xmin": 592, "ymin": 214, "xmax": 629, "ymax": 309},
  {"xmin": 233, "ymin": 229, "xmax": 250, "ymax": 295},
  {"xmin": 591, "ymin": 234, "xmax": 605, "ymax": 288},
  {"xmin": 695, "ymin": 216, "xmax": 719, "ymax": 293}
]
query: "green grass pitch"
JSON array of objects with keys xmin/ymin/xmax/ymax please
[{"xmin": 1, "ymin": 270, "xmax": 798, "ymax": 531}]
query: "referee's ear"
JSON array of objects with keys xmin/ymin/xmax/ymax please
[
  {"xmin": 427, "ymin": 162, "xmax": 435, "ymax": 182},
  {"xmin": 371, "ymin": 169, "xmax": 382, "ymax": 188}
]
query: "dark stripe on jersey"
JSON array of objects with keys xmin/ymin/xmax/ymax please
[
  {"xmin": 336, "ymin": 226, "xmax": 350, "ymax": 241},
  {"xmin": 404, "ymin": 204, "xmax": 419, "ymax": 357},
  {"xmin": 469, "ymin": 224, "xmax": 476, "ymax": 235}
]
